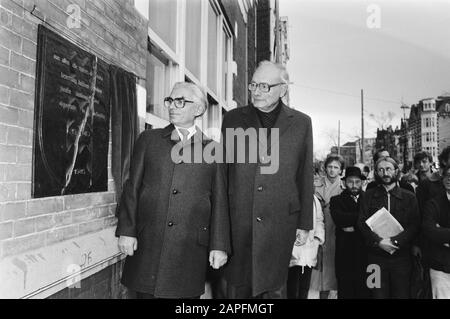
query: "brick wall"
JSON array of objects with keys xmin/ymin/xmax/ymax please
[
  {"xmin": 48, "ymin": 259, "xmax": 129, "ymax": 299},
  {"xmin": 0, "ymin": 0, "xmax": 147, "ymax": 298}
]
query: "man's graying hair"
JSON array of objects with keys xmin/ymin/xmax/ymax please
[
  {"xmin": 172, "ymin": 82, "xmax": 208, "ymax": 115},
  {"xmin": 257, "ymin": 60, "xmax": 290, "ymax": 84}
]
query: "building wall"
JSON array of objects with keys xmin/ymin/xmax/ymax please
[
  {"xmin": 220, "ymin": 0, "xmax": 249, "ymax": 107},
  {"xmin": 247, "ymin": 3, "xmax": 256, "ymax": 104},
  {"xmin": 256, "ymin": 0, "xmax": 271, "ymax": 63},
  {"xmin": 421, "ymin": 112, "xmax": 438, "ymax": 161},
  {"xmin": 438, "ymin": 114, "xmax": 450, "ymax": 154},
  {"xmin": 0, "ymin": 0, "xmax": 147, "ymax": 298}
]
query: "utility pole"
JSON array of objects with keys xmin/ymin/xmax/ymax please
[
  {"xmin": 401, "ymin": 102, "xmax": 410, "ymax": 168},
  {"xmin": 338, "ymin": 120, "xmax": 341, "ymax": 155},
  {"xmin": 361, "ymin": 89, "xmax": 365, "ymax": 164}
]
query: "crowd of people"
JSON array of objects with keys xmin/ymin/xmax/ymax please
[
  {"xmin": 114, "ymin": 59, "xmax": 450, "ymax": 299},
  {"xmin": 288, "ymin": 147, "xmax": 450, "ymax": 299}
]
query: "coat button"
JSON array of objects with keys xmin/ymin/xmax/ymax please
[
  {"xmin": 172, "ymin": 189, "xmax": 178, "ymax": 194},
  {"xmin": 202, "ymin": 227, "xmax": 207, "ymax": 231},
  {"xmin": 168, "ymin": 221, "xmax": 174, "ymax": 227},
  {"xmin": 257, "ymin": 186, "xmax": 263, "ymax": 192},
  {"xmin": 256, "ymin": 217, "xmax": 262, "ymax": 222}
]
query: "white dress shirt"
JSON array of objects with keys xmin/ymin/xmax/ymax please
[{"xmin": 174, "ymin": 125, "xmax": 196, "ymax": 141}]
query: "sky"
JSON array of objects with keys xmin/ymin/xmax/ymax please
[{"xmin": 279, "ymin": 0, "xmax": 450, "ymax": 159}]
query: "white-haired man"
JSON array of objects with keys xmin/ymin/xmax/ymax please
[
  {"xmin": 116, "ymin": 82, "xmax": 230, "ymax": 298},
  {"xmin": 220, "ymin": 61, "xmax": 314, "ymax": 298}
]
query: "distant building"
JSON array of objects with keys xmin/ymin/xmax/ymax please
[
  {"xmin": 278, "ymin": 16, "xmax": 290, "ymax": 65},
  {"xmin": 355, "ymin": 137, "xmax": 376, "ymax": 167},
  {"xmin": 396, "ymin": 96, "xmax": 450, "ymax": 169},
  {"xmin": 331, "ymin": 141, "xmax": 357, "ymax": 168},
  {"xmin": 437, "ymin": 96, "xmax": 450, "ymax": 154},
  {"xmin": 376, "ymin": 125, "xmax": 402, "ymax": 162}
]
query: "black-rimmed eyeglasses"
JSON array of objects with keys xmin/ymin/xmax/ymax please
[
  {"xmin": 164, "ymin": 97, "xmax": 195, "ymax": 109},
  {"xmin": 248, "ymin": 82, "xmax": 284, "ymax": 93}
]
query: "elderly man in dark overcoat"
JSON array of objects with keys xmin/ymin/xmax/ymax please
[
  {"xmin": 115, "ymin": 82, "xmax": 230, "ymax": 299},
  {"xmin": 220, "ymin": 61, "xmax": 314, "ymax": 298}
]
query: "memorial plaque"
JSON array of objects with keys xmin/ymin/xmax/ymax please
[{"xmin": 33, "ymin": 25, "xmax": 110, "ymax": 198}]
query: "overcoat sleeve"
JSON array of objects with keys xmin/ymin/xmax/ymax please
[
  {"xmin": 296, "ymin": 117, "xmax": 314, "ymax": 230},
  {"xmin": 115, "ymin": 131, "xmax": 148, "ymax": 237},
  {"xmin": 330, "ymin": 195, "xmax": 357, "ymax": 228},
  {"xmin": 209, "ymin": 160, "xmax": 232, "ymax": 254},
  {"xmin": 391, "ymin": 195, "xmax": 420, "ymax": 247}
]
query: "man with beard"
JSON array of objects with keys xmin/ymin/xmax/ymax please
[
  {"xmin": 358, "ymin": 157, "xmax": 420, "ymax": 299},
  {"xmin": 330, "ymin": 167, "xmax": 369, "ymax": 299}
]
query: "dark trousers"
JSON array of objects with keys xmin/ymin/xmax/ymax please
[
  {"xmin": 368, "ymin": 254, "xmax": 412, "ymax": 299},
  {"xmin": 225, "ymin": 283, "xmax": 287, "ymax": 299},
  {"xmin": 337, "ymin": 273, "xmax": 369, "ymax": 299},
  {"xmin": 287, "ymin": 266, "xmax": 313, "ymax": 299},
  {"xmin": 136, "ymin": 292, "xmax": 200, "ymax": 299}
]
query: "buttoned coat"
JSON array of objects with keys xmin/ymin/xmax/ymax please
[
  {"xmin": 221, "ymin": 102, "xmax": 314, "ymax": 296},
  {"xmin": 115, "ymin": 124, "xmax": 230, "ymax": 298}
]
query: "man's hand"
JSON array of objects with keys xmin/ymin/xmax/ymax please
[
  {"xmin": 342, "ymin": 226, "xmax": 355, "ymax": 232},
  {"xmin": 209, "ymin": 250, "xmax": 228, "ymax": 269},
  {"xmin": 118, "ymin": 236, "xmax": 138, "ymax": 256},
  {"xmin": 378, "ymin": 238, "xmax": 398, "ymax": 254},
  {"xmin": 295, "ymin": 229, "xmax": 309, "ymax": 246}
]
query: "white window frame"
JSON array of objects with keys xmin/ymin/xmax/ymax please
[{"xmin": 145, "ymin": 0, "xmax": 235, "ymax": 130}]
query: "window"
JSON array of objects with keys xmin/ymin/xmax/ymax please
[
  {"xmin": 145, "ymin": 0, "xmax": 235, "ymax": 130},
  {"xmin": 185, "ymin": 0, "xmax": 202, "ymax": 79},
  {"xmin": 149, "ymin": 0, "xmax": 178, "ymax": 52},
  {"xmin": 147, "ymin": 51, "xmax": 171, "ymax": 121},
  {"xmin": 222, "ymin": 28, "xmax": 232, "ymax": 103},
  {"xmin": 446, "ymin": 103, "xmax": 450, "ymax": 112},
  {"xmin": 207, "ymin": 2, "xmax": 219, "ymax": 93}
]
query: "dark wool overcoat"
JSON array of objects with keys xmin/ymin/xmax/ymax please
[
  {"xmin": 116, "ymin": 124, "xmax": 230, "ymax": 298},
  {"xmin": 221, "ymin": 102, "xmax": 314, "ymax": 296}
]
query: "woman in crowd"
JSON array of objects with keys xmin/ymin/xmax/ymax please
[{"xmin": 310, "ymin": 154, "xmax": 345, "ymax": 299}]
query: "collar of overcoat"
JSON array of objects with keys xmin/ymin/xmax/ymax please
[
  {"xmin": 372, "ymin": 184, "xmax": 403, "ymax": 200},
  {"xmin": 241, "ymin": 100, "xmax": 296, "ymax": 152},
  {"xmin": 161, "ymin": 123, "xmax": 211, "ymax": 146}
]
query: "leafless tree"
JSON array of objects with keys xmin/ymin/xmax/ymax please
[
  {"xmin": 369, "ymin": 111, "xmax": 396, "ymax": 130},
  {"xmin": 322, "ymin": 128, "xmax": 339, "ymax": 149}
]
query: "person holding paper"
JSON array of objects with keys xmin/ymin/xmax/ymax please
[{"xmin": 358, "ymin": 156, "xmax": 420, "ymax": 299}]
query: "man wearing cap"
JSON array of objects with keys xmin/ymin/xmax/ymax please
[
  {"xmin": 330, "ymin": 167, "xmax": 369, "ymax": 299},
  {"xmin": 357, "ymin": 157, "xmax": 420, "ymax": 299},
  {"xmin": 115, "ymin": 82, "xmax": 230, "ymax": 299}
]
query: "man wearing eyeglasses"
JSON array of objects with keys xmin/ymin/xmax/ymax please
[
  {"xmin": 220, "ymin": 61, "xmax": 314, "ymax": 298},
  {"xmin": 116, "ymin": 82, "xmax": 230, "ymax": 299},
  {"xmin": 358, "ymin": 156, "xmax": 420, "ymax": 299}
]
